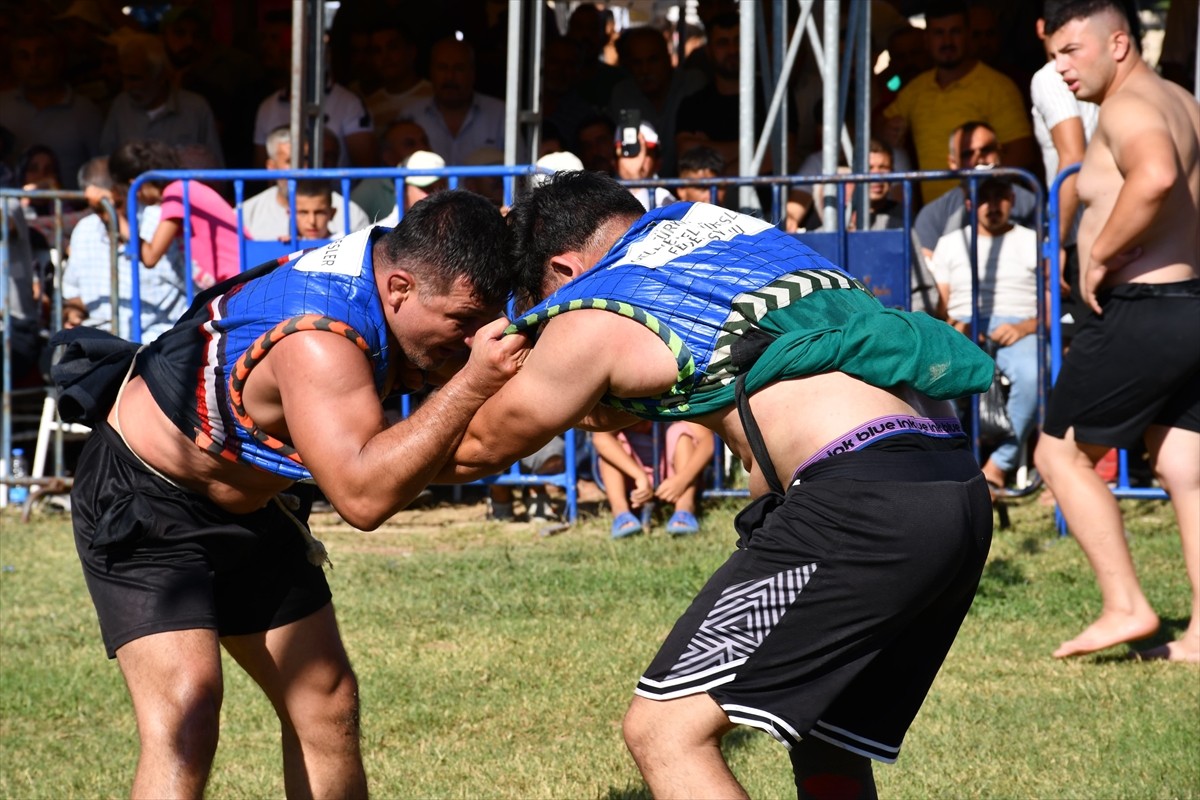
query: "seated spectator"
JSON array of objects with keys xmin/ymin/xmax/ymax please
[
  {"xmin": 251, "ymin": 18, "xmax": 374, "ymax": 169},
  {"xmin": 363, "ymin": 21, "xmax": 432, "ymax": 136},
  {"xmin": 1, "ymin": 186, "xmax": 43, "ymax": 384},
  {"xmin": 486, "ymin": 438, "xmax": 566, "ymax": 524},
  {"xmin": 675, "ymin": 12, "xmax": 795, "ymax": 177},
  {"xmin": 403, "ymin": 37, "xmax": 505, "ymax": 166},
  {"xmin": 574, "ymin": 113, "xmax": 618, "ymax": 175},
  {"xmin": 608, "ymin": 26, "xmax": 706, "ymax": 176},
  {"xmin": 17, "ymin": 144, "xmax": 68, "ymax": 223},
  {"xmin": 930, "ymin": 176, "xmax": 1039, "ymax": 495},
  {"xmin": 377, "ymin": 150, "xmax": 448, "ymax": 227},
  {"xmin": 107, "ymin": 140, "xmax": 242, "ymax": 289},
  {"xmin": 100, "ymin": 33, "xmax": 225, "ymax": 167},
  {"xmin": 594, "ymin": 421, "xmax": 713, "ymax": 538},
  {"xmin": 0, "ymin": 24, "xmax": 102, "ymax": 190},
  {"xmin": 880, "ymin": 0, "xmax": 1035, "ymax": 203},
  {"xmin": 616, "ymin": 121, "xmax": 676, "ymax": 210},
  {"xmin": 676, "ymin": 145, "xmax": 729, "ymax": 207},
  {"xmin": 914, "ymin": 120, "xmax": 1038, "ymax": 262},
  {"xmin": 462, "ymin": 146, "xmax": 506, "ymax": 208},
  {"xmin": 292, "ymin": 180, "xmax": 338, "ymax": 241},
  {"xmin": 160, "ymin": 5, "xmax": 267, "ymax": 170},
  {"xmin": 351, "ymin": 119, "xmax": 433, "ymax": 223},
  {"xmin": 62, "ymin": 156, "xmax": 188, "ymax": 342},
  {"xmin": 241, "ymin": 126, "xmax": 370, "ymax": 241}
]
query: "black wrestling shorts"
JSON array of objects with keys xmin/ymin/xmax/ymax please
[
  {"xmin": 1044, "ymin": 279, "xmax": 1200, "ymax": 450},
  {"xmin": 71, "ymin": 423, "xmax": 332, "ymax": 658},
  {"xmin": 634, "ymin": 435, "xmax": 992, "ymax": 763}
]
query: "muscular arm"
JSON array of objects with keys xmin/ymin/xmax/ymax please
[
  {"xmin": 270, "ymin": 318, "xmax": 526, "ymax": 530},
  {"xmin": 443, "ymin": 310, "xmax": 679, "ymax": 481}
]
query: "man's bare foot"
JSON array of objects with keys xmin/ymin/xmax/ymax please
[
  {"xmin": 1131, "ymin": 640, "xmax": 1200, "ymax": 663},
  {"xmin": 1053, "ymin": 611, "xmax": 1160, "ymax": 658}
]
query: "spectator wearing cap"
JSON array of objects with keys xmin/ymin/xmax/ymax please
[
  {"xmin": 0, "ymin": 25, "xmax": 102, "ymax": 189},
  {"xmin": 615, "ymin": 121, "xmax": 676, "ymax": 211},
  {"xmin": 99, "ymin": 32, "xmax": 225, "ymax": 167},
  {"xmin": 351, "ymin": 119, "xmax": 433, "ymax": 223},
  {"xmin": 404, "ymin": 38, "xmax": 506, "ymax": 166},
  {"xmin": 241, "ymin": 125, "xmax": 370, "ymax": 241},
  {"xmin": 608, "ymin": 26, "xmax": 706, "ymax": 176},
  {"xmin": 377, "ymin": 150, "xmax": 447, "ymax": 226}
]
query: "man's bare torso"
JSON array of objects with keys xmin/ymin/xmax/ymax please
[{"xmin": 1077, "ymin": 70, "xmax": 1200, "ymax": 286}]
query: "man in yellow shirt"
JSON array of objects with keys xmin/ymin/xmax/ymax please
[{"xmin": 882, "ymin": 0, "xmax": 1036, "ymax": 203}]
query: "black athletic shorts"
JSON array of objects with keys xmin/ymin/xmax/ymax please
[
  {"xmin": 634, "ymin": 435, "xmax": 992, "ymax": 763},
  {"xmin": 72, "ymin": 423, "xmax": 333, "ymax": 658},
  {"xmin": 1043, "ymin": 279, "xmax": 1200, "ymax": 450}
]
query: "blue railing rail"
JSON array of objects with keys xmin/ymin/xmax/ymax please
[{"xmin": 1044, "ymin": 164, "xmax": 1168, "ymax": 534}]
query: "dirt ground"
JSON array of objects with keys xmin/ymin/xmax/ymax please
[{"xmin": 308, "ymin": 480, "xmax": 610, "ymax": 537}]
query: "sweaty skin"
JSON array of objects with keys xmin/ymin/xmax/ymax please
[
  {"xmin": 1037, "ymin": 9, "xmax": 1200, "ymax": 662},
  {"xmin": 113, "ymin": 254, "xmax": 527, "ymax": 530}
]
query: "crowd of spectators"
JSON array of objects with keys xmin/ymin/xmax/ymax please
[{"xmin": 2, "ymin": 0, "xmax": 1195, "ymax": 516}]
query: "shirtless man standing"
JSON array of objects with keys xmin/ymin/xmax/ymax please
[
  {"xmin": 57, "ymin": 191, "xmax": 527, "ymax": 796},
  {"xmin": 1034, "ymin": 0, "xmax": 1200, "ymax": 662},
  {"xmin": 446, "ymin": 171, "xmax": 996, "ymax": 798}
]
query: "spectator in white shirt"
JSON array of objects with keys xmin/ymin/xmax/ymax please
[
  {"xmin": 240, "ymin": 126, "xmax": 370, "ymax": 242},
  {"xmin": 403, "ymin": 38, "xmax": 505, "ymax": 166}
]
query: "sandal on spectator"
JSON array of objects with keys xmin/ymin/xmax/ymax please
[
  {"xmin": 611, "ymin": 511, "xmax": 643, "ymax": 539},
  {"xmin": 667, "ymin": 510, "xmax": 700, "ymax": 536}
]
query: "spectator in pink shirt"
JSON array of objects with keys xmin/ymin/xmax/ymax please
[{"xmin": 108, "ymin": 139, "xmax": 243, "ymax": 289}]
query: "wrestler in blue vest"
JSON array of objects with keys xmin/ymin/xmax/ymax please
[
  {"xmin": 137, "ymin": 228, "xmax": 393, "ymax": 480},
  {"xmin": 508, "ymin": 202, "xmax": 994, "ymax": 418}
]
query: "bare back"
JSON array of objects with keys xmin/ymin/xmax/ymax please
[
  {"xmin": 1076, "ymin": 69, "xmax": 1200, "ymax": 285},
  {"xmin": 695, "ymin": 375, "xmax": 956, "ymax": 498}
]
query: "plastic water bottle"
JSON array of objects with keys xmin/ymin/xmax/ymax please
[{"xmin": 8, "ymin": 449, "xmax": 29, "ymax": 505}]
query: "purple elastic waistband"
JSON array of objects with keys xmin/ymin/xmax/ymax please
[{"xmin": 789, "ymin": 415, "xmax": 965, "ymax": 484}]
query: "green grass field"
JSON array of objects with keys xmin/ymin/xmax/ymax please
[{"xmin": 1, "ymin": 494, "xmax": 1197, "ymax": 799}]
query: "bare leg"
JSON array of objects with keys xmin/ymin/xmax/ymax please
[
  {"xmin": 1136, "ymin": 425, "xmax": 1200, "ymax": 663},
  {"xmin": 1034, "ymin": 429, "xmax": 1159, "ymax": 657},
  {"xmin": 223, "ymin": 603, "xmax": 367, "ymax": 799},
  {"xmin": 115, "ymin": 629, "xmax": 224, "ymax": 799},
  {"xmin": 623, "ymin": 693, "xmax": 746, "ymax": 799},
  {"xmin": 671, "ymin": 432, "xmax": 700, "ymax": 515},
  {"xmin": 598, "ymin": 457, "xmax": 633, "ymax": 516},
  {"xmin": 791, "ymin": 736, "xmax": 878, "ymax": 800}
]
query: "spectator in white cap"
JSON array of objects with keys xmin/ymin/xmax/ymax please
[
  {"xmin": 378, "ymin": 150, "xmax": 447, "ymax": 226},
  {"xmin": 615, "ymin": 120, "xmax": 676, "ymax": 211}
]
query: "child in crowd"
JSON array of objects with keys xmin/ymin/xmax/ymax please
[
  {"xmin": 106, "ymin": 140, "xmax": 241, "ymax": 290},
  {"xmin": 594, "ymin": 420, "xmax": 713, "ymax": 538},
  {"xmin": 292, "ymin": 179, "xmax": 338, "ymax": 240}
]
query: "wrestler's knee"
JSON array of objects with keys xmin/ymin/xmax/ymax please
[
  {"xmin": 292, "ymin": 663, "xmax": 361, "ymax": 746},
  {"xmin": 141, "ymin": 672, "xmax": 223, "ymax": 759}
]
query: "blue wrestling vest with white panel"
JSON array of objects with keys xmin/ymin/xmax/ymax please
[
  {"xmin": 508, "ymin": 202, "xmax": 995, "ymax": 419},
  {"xmin": 139, "ymin": 227, "xmax": 394, "ymax": 480}
]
